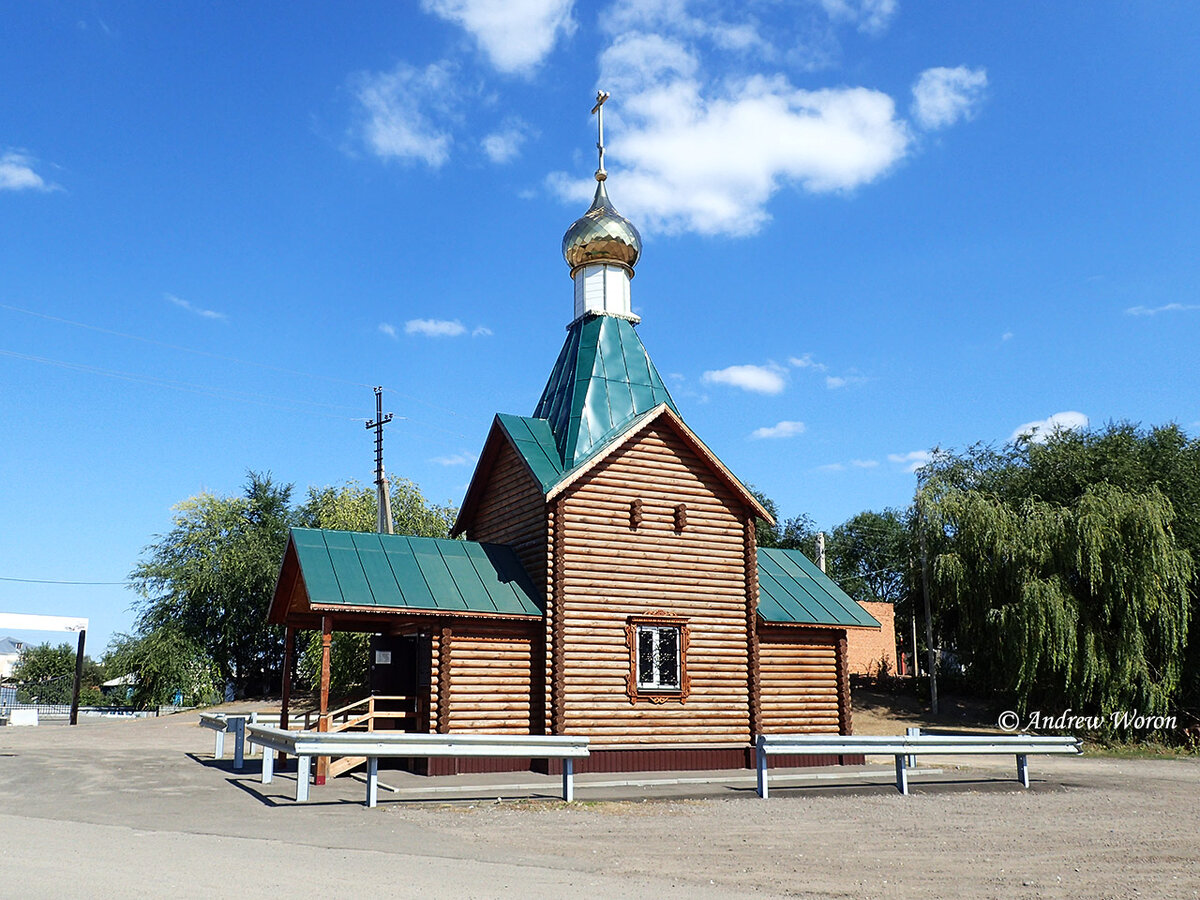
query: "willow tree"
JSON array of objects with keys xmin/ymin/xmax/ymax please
[
  {"xmin": 129, "ymin": 473, "xmax": 294, "ymax": 696},
  {"xmin": 925, "ymin": 482, "xmax": 1191, "ymax": 717}
]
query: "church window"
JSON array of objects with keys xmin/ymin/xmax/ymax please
[{"xmin": 625, "ymin": 615, "xmax": 690, "ymax": 702}]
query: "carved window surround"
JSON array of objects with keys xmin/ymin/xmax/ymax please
[{"xmin": 625, "ymin": 612, "xmax": 690, "ymax": 704}]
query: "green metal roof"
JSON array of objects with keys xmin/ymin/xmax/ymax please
[
  {"xmin": 291, "ymin": 528, "xmax": 542, "ymax": 617},
  {"xmin": 757, "ymin": 547, "xmax": 881, "ymax": 628},
  {"xmin": 533, "ymin": 314, "xmax": 678, "ymax": 470},
  {"xmin": 495, "ymin": 413, "xmax": 563, "ymax": 493}
]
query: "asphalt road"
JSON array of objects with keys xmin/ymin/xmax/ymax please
[{"xmin": 1, "ymin": 712, "xmax": 1197, "ymax": 899}]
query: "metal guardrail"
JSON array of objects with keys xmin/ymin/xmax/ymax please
[
  {"xmin": 755, "ymin": 731, "xmax": 1083, "ymax": 798},
  {"xmin": 246, "ymin": 725, "xmax": 590, "ymax": 807}
]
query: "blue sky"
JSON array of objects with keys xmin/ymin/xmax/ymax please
[{"xmin": 3, "ymin": 1, "xmax": 1199, "ymax": 652}]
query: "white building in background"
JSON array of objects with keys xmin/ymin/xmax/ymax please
[{"xmin": 0, "ymin": 636, "xmax": 25, "ymax": 679}]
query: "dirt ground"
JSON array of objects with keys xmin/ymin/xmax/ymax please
[{"xmin": 0, "ymin": 705, "xmax": 1197, "ymax": 899}]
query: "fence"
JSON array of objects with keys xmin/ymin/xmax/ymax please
[{"xmin": 0, "ymin": 702, "xmax": 192, "ymax": 720}]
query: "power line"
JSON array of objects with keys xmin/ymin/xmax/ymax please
[
  {"xmin": 0, "ymin": 576, "xmax": 129, "ymax": 586},
  {"xmin": 0, "ymin": 349, "xmax": 371, "ymax": 421},
  {"xmin": 1, "ymin": 302, "xmax": 471, "ymax": 421},
  {"xmin": 1, "ymin": 302, "xmax": 375, "ymax": 390}
]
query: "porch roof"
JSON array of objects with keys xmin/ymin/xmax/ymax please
[
  {"xmin": 757, "ymin": 547, "xmax": 881, "ymax": 629},
  {"xmin": 274, "ymin": 528, "xmax": 543, "ymax": 622}
]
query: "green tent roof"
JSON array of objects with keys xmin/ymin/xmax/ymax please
[
  {"xmin": 533, "ymin": 314, "xmax": 678, "ymax": 470},
  {"xmin": 757, "ymin": 547, "xmax": 881, "ymax": 628},
  {"xmin": 290, "ymin": 528, "xmax": 542, "ymax": 617}
]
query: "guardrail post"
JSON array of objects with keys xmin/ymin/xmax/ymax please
[
  {"xmin": 1016, "ymin": 754, "xmax": 1029, "ymax": 788},
  {"xmin": 562, "ymin": 758, "xmax": 574, "ymax": 802},
  {"xmin": 232, "ymin": 718, "xmax": 245, "ymax": 771},
  {"xmin": 756, "ymin": 737, "xmax": 769, "ymax": 799},
  {"xmin": 894, "ymin": 754, "xmax": 909, "ymax": 795},
  {"xmin": 366, "ymin": 757, "xmax": 379, "ymax": 808},
  {"xmin": 905, "ymin": 726, "xmax": 919, "ymax": 767},
  {"xmin": 262, "ymin": 746, "xmax": 275, "ymax": 784},
  {"xmin": 296, "ymin": 756, "xmax": 311, "ymax": 802}
]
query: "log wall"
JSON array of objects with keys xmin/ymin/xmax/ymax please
[
  {"xmin": 444, "ymin": 628, "xmax": 536, "ymax": 734},
  {"xmin": 465, "ymin": 439, "xmax": 548, "ymax": 594},
  {"xmin": 556, "ymin": 423, "xmax": 753, "ymax": 746},
  {"xmin": 757, "ymin": 626, "xmax": 842, "ymax": 734}
]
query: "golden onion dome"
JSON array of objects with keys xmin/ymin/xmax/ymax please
[{"xmin": 562, "ymin": 179, "xmax": 642, "ymax": 273}]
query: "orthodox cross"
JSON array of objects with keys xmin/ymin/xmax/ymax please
[
  {"xmin": 591, "ymin": 89, "xmax": 610, "ymax": 181},
  {"xmin": 365, "ymin": 386, "xmax": 395, "ymax": 534}
]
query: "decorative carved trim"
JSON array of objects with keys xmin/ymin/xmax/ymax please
[
  {"xmin": 629, "ymin": 497, "xmax": 643, "ymax": 530},
  {"xmin": 745, "ymin": 515, "xmax": 762, "ymax": 737},
  {"xmin": 625, "ymin": 613, "xmax": 690, "ymax": 705},
  {"xmin": 437, "ymin": 624, "xmax": 452, "ymax": 734},
  {"xmin": 673, "ymin": 503, "xmax": 687, "ymax": 533}
]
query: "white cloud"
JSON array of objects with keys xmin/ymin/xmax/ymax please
[
  {"xmin": 911, "ymin": 66, "xmax": 988, "ymax": 130},
  {"xmin": 1125, "ymin": 303, "xmax": 1200, "ymax": 316},
  {"xmin": 481, "ymin": 119, "xmax": 531, "ymax": 163},
  {"xmin": 888, "ymin": 450, "xmax": 932, "ymax": 472},
  {"xmin": 825, "ymin": 374, "xmax": 867, "ymax": 389},
  {"xmin": 750, "ymin": 420, "xmax": 806, "ymax": 439},
  {"xmin": 819, "ymin": 0, "xmax": 898, "ymax": 36},
  {"xmin": 819, "ymin": 457, "xmax": 881, "ymax": 472},
  {"xmin": 789, "ymin": 353, "xmax": 828, "ymax": 372},
  {"xmin": 430, "ymin": 452, "xmax": 474, "ymax": 466},
  {"xmin": 1001, "ymin": 331, "xmax": 1014, "ymax": 341},
  {"xmin": 606, "ymin": 0, "xmax": 773, "ymax": 56},
  {"xmin": 406, "ymin": 318, "xmax": 467, "ymax": 337},
  {"xmin": 1010, "ymin": 411, "xmax": 1089, "ymax": 444},
  {"xmin": 702, "ymin": 363, "xmax": 786, "ymax": 394},
  {"xmin": 472, "ymin": 325, "xmax": 494, "ymax": 337},
  {"xmin": 0, "ymin": 151, "xmax": 53, "ymax": 191},
  {"xmin": 549, "ymin": 34, "xmax": 910, "ymax": 236},
  {"xmin": 421, "ymin": 0, "xmax": 576, "ymax": 74},
  {"xmin": 165, "ymin": 293, "xmax": 225, "ymax": 321},
  {"xmin": 353, "ymin": 62, "xmax": 457, "ymax": 166},
  {"xmin": 379, "ymin": 323, "xmax": 398, "ymax": 339}
]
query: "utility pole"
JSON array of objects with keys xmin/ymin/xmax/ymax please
[
  {"xmin": 917, "ymin": 493, "xmax": 938, "ymax": 714},
  {"xmin": 815, "ymin": 532, "xmax": 826, "ymax": 573},
  {"xmin": 907, "ymin": 550, "xmax": 920, "ymax": 678},
  {"xmin": 366, "ymin": 386, "xmax": 394, "ymax": 535}
]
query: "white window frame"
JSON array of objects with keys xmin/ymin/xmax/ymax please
[{"xmin": 635, "ymin": 624, "xmax": 682, "ymax": 692}]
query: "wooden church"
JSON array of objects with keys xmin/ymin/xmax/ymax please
[{"xmin": 269, "ymin": 97, "xmax": 880, "ymax": 773}]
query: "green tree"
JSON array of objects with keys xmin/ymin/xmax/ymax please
[
  {"xmin": 748, "ymin": 487, "xmax": 819, "ymax": 557},
  {"xmin": 919, "ymin": 423, "xmax": 1199, "ymax": 721},
  {"xmin": 11, "ymin": 642, "xmax": 105, "ymax": 705},
  {"xmin": 295, "ymin": 479, "xmax": 458, "ymax": 694},
  {"xmin": 105, "ymin": 630, "xmax": 222, "ymax": 708},
  {"xmin": 826, "ymin": 509, "xmax": 911, "ymax": 605},
  {"xmin": 297, "ymin": 478, "xmax": 457, "ymax": 537},
  {"xmin": 129, "ymin": 472, "xmax": 294, "ymax": 697}
]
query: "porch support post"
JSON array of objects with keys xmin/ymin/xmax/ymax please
[
  {"xmin": 279, "ymin": 625, "xmax": 294, "ymax": 766},
  {"xmin": 316, "ymin": 616, "xmax": 332, "ymax": 785}
]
